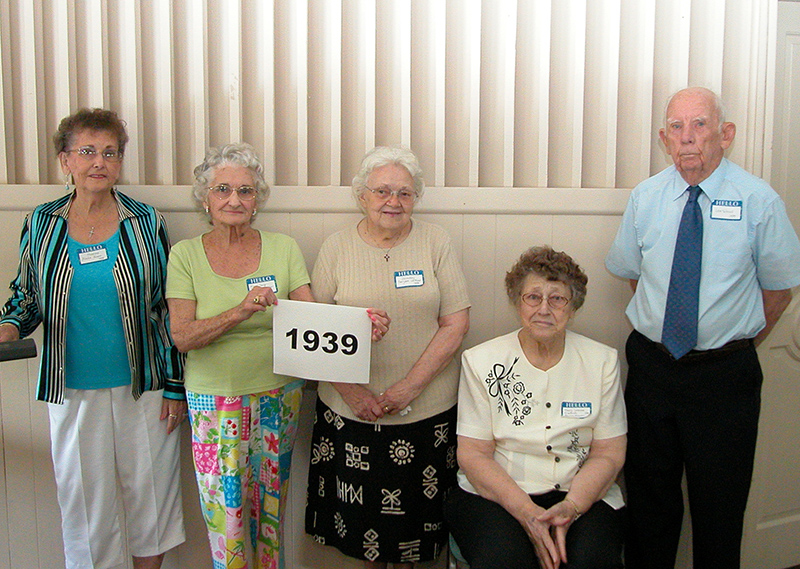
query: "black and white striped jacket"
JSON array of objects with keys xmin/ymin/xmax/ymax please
[{"xmin": 0, "ymin": 190, "xmax": 184, "ymax": 404}]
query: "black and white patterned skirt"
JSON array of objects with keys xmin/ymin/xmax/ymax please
[{"xmin": 305, "ymin": 397, "xmax": 458, "ymax": 564}]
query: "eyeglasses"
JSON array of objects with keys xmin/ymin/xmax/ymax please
[
  {"xmin": 521, "ymin": 293, "xmax": 572, "ymax": 309},
  {"xmin": 366, "ymin": 186, "xmax": 418, "ymax": 203},
  {"xmin": 66, "ymin": 147, "xmax": 124, "ymax": 163},
  {"xmin": 208, "ymin": 184, "xmax": 258, "ymax": 201}
]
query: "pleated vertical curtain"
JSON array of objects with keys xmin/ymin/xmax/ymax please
[{"xmin": 0, "ymin": 0, "xmax": 776, "ymax": 190}]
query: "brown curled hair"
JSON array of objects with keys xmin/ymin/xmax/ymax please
[
  {"xmin": 505, "ymin": 245, "xmax": 588, "ymax": 310},
  {"xmin": 53, "ymin": 108, "xmax": 129, "ymax": 156}
]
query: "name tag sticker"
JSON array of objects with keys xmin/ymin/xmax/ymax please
[
  {"xmin": 394, "ymin": 270, "xmax": 424, "ymax": 288},
  {"xmin": 561, "ymin": 402, "xmax": 592, "ymax": 419},
  {"xmin": 78, "ymin": 245, "xmax": 108, "ymax": 265},
  {"xmin": 710, "ymin": 200, "xmax": 742, "ymax": 221},
  {"xmin": 247, "ymin": 275, "xmax": 278, "ymax": 293}
]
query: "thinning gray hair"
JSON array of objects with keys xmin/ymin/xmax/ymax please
[
  {"xmin": 663, "ymin": 87, "xmax": 727, "ymax": 132},
  {"xmin": 351, "ymin": 146, "xmax": 425, "ymax": 211},
  {"xmin": 192, "ymin": 143, "xmax": 270, "ymax": 222}
]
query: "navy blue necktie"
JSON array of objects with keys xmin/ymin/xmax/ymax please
[{"xmin": 662, "ymin": 186, "xmax": 703, "ymax": 359}]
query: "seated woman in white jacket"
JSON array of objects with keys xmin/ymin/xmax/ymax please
[{"xmin": 445, "ymin": 246, "xmax": 627, "ymax": 569}]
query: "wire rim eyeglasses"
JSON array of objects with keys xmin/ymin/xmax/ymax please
[
  {"xmin": 208, "ymin": 184, "xmax": 258, "ymax": 201},
  {"xmin": 65, "ymin": 147, "xmax": 124, "ymax": 163},
  {"xmin": 365, "ymin": 186, "xmax": 418, "ymax": 203},
  {"xmin": 520, "ymin": 292, "xmax": 572, "ymax": 309}
]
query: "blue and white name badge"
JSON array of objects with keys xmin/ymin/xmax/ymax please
[
  {"xmin": 247, "ymin": 275, "xmax": 278, "ymax": 293},
  {"xmin": 394, "ymin": 270, "xmax": 424, "ymax": 288},
  {"xmin": 561, "ymin": 401, "xmax": 592, "ymax": 419},
  {"xmin": 78, "ymin": 245, "xmax": 108, "ymax": 264},
  {"xmin": 710, "ymin": 200, "xmax": 742, "ymax": 221}
]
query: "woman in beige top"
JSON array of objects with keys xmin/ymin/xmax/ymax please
[{"xmin": 305, "ymin": 146, "xmax": 471, "ymax": 568}]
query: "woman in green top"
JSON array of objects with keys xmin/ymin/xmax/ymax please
[{"xmin": 166, "ymin": 143, "xmax": 377, "ymax": 569}]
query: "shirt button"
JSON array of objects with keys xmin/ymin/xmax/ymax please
[
  {"xmin": 555, "ymin": 457, "xmax": 561, "ymax": 463},
  {"xmin": 546, "ymin": 425, "xmax": 551, "ymax": 429},
  {"xmin": 554, "ymin": 483, "xmax": 561, "ymax": 490},
  {"xmin": 546, "ymin": 445, "xmax": 552, "ymax": 451},
  {"xmin": 546, "ymin": 402, "xmax": 551, "ymax": 408}
]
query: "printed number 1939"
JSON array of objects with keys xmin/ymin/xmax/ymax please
[{"xmin": 285, "ymin": 328, "xmax": 359, "ymax": 355}]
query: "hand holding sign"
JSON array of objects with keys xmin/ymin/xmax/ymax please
[
  {"xmin": 272, "ymin": 300, "xmax": 372, "ymax": 384},
  {"xmin": 367, "ymin": 307, "xmax": 390, "ymax": 341}
]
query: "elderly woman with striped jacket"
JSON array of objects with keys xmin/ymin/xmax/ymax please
[{"xmin": 0, "ymin": 108, "xmax": 185, "ymax": 569}]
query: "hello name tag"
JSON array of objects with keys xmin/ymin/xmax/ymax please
[
  {"xmin": 78, "ymin": 245, "xmax": 108, "ymax": 264},
  {"xmin": 394, "ymin": 270, "xmax": 424, "ymax": 288},
  {"xmin": 561, "ymin": 402, "xmax": 592, "ymax": 419},
  {"xmin": 710, "ymin": 200, "xmax": 742, "ymax": 221},
  {"xmin": 247, "ymin": 275, "xmax": 278, "ymax": 293}
]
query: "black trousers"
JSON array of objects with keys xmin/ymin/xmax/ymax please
[
  {"xmin": 445, "ymin": 486, "xmax": 624, "ymax": 569},
  {"xmin": 624, "ymin": 330, "xmax": 763, "ymax": 569}
]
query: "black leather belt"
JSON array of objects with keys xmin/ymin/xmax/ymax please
[{"xmin": 637, "ymin": 331, "xmax": 753, "ymax": 362}]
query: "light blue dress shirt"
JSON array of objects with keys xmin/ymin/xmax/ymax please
[{"xmin": 605, "ymin": 158, "xmax": 800, "ymax": 350}]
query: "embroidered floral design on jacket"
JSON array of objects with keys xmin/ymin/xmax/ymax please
[
  {"xmin": 484, "ymin": 358, "xmax": 534, "ymax": 425},
  {"xmin": 566, "ymin": 429, "xmax": 588, "ymax": 467}
]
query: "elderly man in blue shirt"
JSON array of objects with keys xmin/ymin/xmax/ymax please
[{"xmin": 606, "ymin": 86, "xmax": 800, "ymax": 569}]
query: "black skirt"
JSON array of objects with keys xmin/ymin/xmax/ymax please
[{"xmin": 305, "ymin": 397, "xmax": 458, "ymax": 563}]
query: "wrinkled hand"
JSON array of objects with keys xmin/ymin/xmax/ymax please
[
  {"xmin": 536, "ymin": 500, "xmax": 578, "ymax": 565},
  {"xmin": 523, "ymin": 515, "xmax": 561, "ymax": 569},
  {"xmin": 336, "ymin": 383, "xmax": 385, "ymax": 422},
  {"xmin": 367, "ymin": 308, "xmax": 390, "ymax": 342},
  {"xmin": 160, "ymin": 398, "xmax": 188, "ymax": 435},
  {"xmin": 239, "ymin": 286, "xmax": 278, "ymax": 319},
  {"xmin": 376, "ymin": 379, "xmax": 422, "ymax": 416}
]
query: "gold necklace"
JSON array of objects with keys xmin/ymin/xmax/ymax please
[{"xmin": 364, "ymin": 222, "xmax": 404, "ymax": 262}]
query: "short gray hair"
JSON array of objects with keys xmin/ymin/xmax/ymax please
[
  {"xmin": 351, "ymin": 146, "xmax": 425, "ymax": 211},
  {"xmin": 192, "ymin": 143, "xmax": 270, "ymax": 221}
]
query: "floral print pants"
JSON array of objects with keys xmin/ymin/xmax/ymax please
[{"xmin": 187, "ymin": 381, "xmax": 303, "ymax": 569}]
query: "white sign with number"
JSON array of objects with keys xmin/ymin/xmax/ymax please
[{"xmin": 272, "ymin": 299, "xmax": 372, "ymax": 384}]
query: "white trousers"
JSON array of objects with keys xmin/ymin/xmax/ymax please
[{"xmin": 48, "ymin": 386, "xmax": 185, "ymax": 569}]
